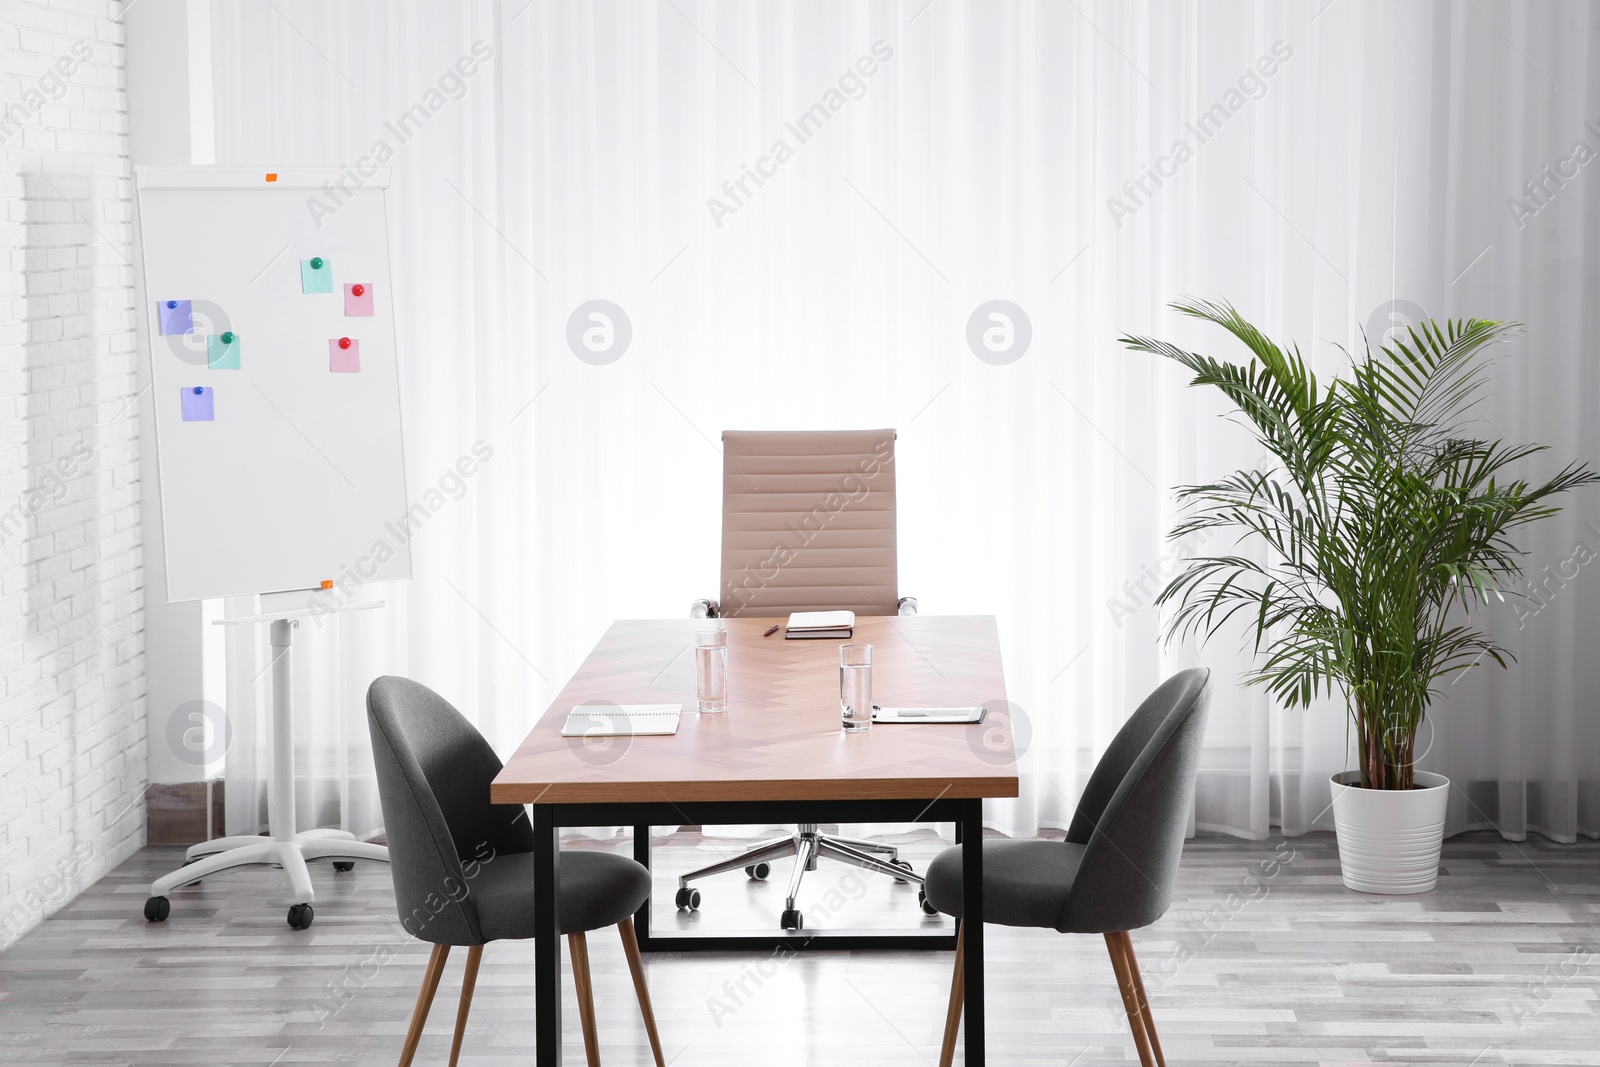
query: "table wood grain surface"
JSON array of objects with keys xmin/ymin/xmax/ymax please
[{"xmin": 492, "ymin": 615, "xmax": 1020, "ymax": 804}]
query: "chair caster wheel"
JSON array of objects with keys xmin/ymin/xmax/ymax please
[
  {"xmin": 144, "ymin": 896, "xmax": 170, "ymax": 922},
  {"xmin": 780, "ymin": 908, "xmax": 803, "ymax": 931},
  {"xmin": 918, "ymin": 889, "xmax": 940, "ymax": 916},
  {"xmin": 744, "ymin": 862, "xmax": 771, "ymax": 880},
  {"xmin": 332, "ymin": 861, "xmax": 354, "ymax": 872},
  {"xmin": 892, "ymin": 859, "xmax": 914, "ymax": 884},
  {"xmin": 287, "ymin": 903, "xmax": 315, "ymax": 929},
  {"xmin": 675, "ymin": 887, "xmax": 701, "ymax": 911}
]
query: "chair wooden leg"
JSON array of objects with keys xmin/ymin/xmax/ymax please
[
  {"xmin": 1105, "ymin": 931, "xmax": 1158, "ymax": 1067},
  {"xmin": 448, "ymin": 945, "xmax": 483, "ymax": 1067},
  {"xmin": 618, "ymin": 917, "xmax": 666, "ymax": 1067},
  {"xmin": 938, "ymin": 922, "xmax": 965, "ymax": 1067},
  {"xmin": 1119, "ymin": 932, "xmax": 1166, "ymax": 1067},
  {"xmin": 398, "ymin": 943, "xmax": 450, "ymax": 1067},
  {"xmin": 568, "ymin": 932, "xmax": 602, "ymax": 1067}
]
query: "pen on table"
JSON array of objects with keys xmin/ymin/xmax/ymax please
[{"xmin": 762, "ymin": 624, "xmax": 781, "ymax": 637}]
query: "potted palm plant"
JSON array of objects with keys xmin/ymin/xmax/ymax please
[{"xmin": 1123, "ymin": 299, "xmax": 1597, "ymax": 893}]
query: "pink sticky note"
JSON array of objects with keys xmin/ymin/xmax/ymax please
[
  {"xmin": 344, "ymin": 282, "xmax": 374, "ymax": 316},
  {"xmin": 329, "ymin": 338, "xmax": 361, "ymax": 372}
]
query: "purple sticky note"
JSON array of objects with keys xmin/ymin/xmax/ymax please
[
  {"xmin": 181, "ymin": 386, "xmax": 214, "ymax": 421},
  {"xmin": 159, "ymin": 299, "xmax": 193, "ymax": 335},
  {"xmin": 329, "ymin": 338, "xmax": 360, "ymax": 372},
  {"xmin": 344, "ymin": 283, "xmax": 374, "ymax": 316}
]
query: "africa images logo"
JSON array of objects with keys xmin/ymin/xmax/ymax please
[
  {"xmin": 1106, "ymin": 40, "xmax": 1293, "ymax": 229},
  {"xmin": 705, "ymin": 40, "xmax": 895, "ymax": 227}
]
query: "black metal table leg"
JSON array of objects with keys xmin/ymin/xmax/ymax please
[
  {"xmin": 961, "ymin": 799, "xmax": 984, "ymax": 1066},
  {"xmin": 533, "ymin": 804, "xmax": 562, "ymax": 1065},
  {"xmin": 633, "ymin": 823, "xmax": 652, "ymax": 942}
]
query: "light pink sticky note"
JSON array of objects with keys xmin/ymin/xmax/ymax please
[
  {"xmin": 344, "ymin": 283, "xmax": 374, "ymax": 316},
  {"xmin": 329, "ymin": 338, "xmax": 361, "ymax": 372}
]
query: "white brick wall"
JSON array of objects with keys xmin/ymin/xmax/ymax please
[{"xmin": 0, "ymin": 0, "xmax": 145, "ymax": 952}]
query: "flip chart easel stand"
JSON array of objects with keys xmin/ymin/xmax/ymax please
[{"xmin": 144, "ymin": 601, "xmax": 390, "ymax": 930}]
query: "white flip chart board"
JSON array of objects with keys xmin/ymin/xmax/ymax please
[{"xmin": 136, "ymin": 167, "xmax": 411, "ymax": 602}]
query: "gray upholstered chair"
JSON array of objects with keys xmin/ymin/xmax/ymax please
[
  {"xmin": 922, "ymin": 668, "xmax": 1212, "ymax": 1067},
  {"xmin": 367, "ymin": 676, "xmax": 666, "ymax": 1067}
]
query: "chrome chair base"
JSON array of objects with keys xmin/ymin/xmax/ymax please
[{"xmin": 678, "ymin": 823, "xmax": 922, "ymax": 929}]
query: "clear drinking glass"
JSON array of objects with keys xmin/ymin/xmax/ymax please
[
  {"xmin": 695, "ymin": 626, "xmax": 727, "ymax": 713},
  {"xmin": 840, "ymin": 643, "xmax": 873, "ymax": 732}
]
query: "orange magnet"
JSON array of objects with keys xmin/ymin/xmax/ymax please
[
  {"xmin": 320, "ymin": 579, "xmax": 334, "ymax": 590},
  {"xmin": 265, "ymin": 173, "xmax": 278, "ymax": 182}
]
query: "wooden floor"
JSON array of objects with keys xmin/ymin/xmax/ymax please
[{"xmin": 0, "ymin": 829, "xmax": 1596, "ymax": 1066}]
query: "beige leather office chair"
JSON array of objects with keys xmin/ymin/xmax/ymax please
[
  {"xmin": 691, "ymin": 428, "xmax": 915, "ymax": 620},
  {"xmin": 682, "ymin": 429, "xmax": 923, "ymax": 931}
]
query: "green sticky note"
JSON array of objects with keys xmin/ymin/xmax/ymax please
[
  {"xmin": 207, "ymin": 332, "xmax": 240, "ymax": 369},
  {"xmin": 300, "ymin": 257, "xmax": 332, "ymax": 293}
]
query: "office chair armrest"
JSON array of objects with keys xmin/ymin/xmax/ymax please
[{"xmin": 897, "ymin": 596, "xmax": 918, "ymax": 617}]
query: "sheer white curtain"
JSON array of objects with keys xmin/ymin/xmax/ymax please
[{"xmin": 207, "ymin": 0, "xmax": 1599, "ymax": 845}]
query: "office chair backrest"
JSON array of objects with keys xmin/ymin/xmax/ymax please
[
  {"xmin": 366, "ymin": 675, "xmax": 535, "ymax": 945},
  {"xmin": 719, "ymin": 429, "xmax": 900, "ymax": 617},
  {"xmin": 1059, "ymin": 668, "xmax": 1212, "ymax": 933}
]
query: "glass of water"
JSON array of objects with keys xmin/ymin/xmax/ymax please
[
  {"xmin": 840, "ymin": 643, "xmax": 873, "ymax": 732},
  {"xmin": 695, "ymin": 626, "xmax": 727, "ymax": 713}
]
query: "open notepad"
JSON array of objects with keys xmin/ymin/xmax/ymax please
[{"xmin": 560, "ymin": 704, "xmax": 682, "ymax": 737}]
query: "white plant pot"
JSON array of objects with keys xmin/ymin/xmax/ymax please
[{"xmin": 1328, "ymin": 770, "xmax": 1449, "ymax": 894}]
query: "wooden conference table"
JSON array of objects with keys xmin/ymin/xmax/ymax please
[{"xmin": 491, "ymin": 614, "xmax": 1019, "ymax": 1066}]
